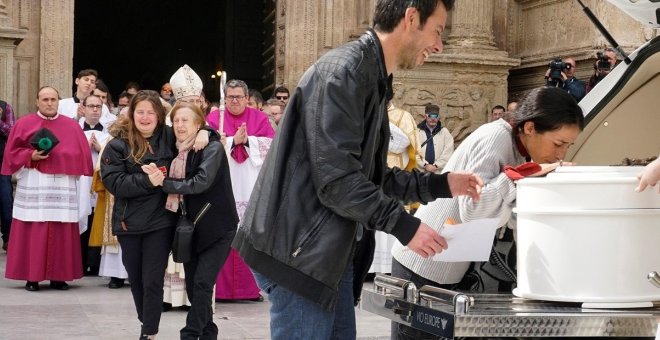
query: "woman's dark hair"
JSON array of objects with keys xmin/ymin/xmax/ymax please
[
  {"xmin": 513, "ymin": 87, "xmax": 585, "ymax": 134},
  {"xmin": 373, "ymin": 0, "xmax": 454, "ymax": 33},
  {"xmin": 109, "ymin": 90, "xmax": 165, "ymax": 164}
]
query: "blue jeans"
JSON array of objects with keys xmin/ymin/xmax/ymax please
[
  {"xmin": 253, "ymin": 264, "xmax": 356, "ymax": 340},
  {"xmin": 0, "ymin": 174, "xmax": 13, "ymax": 243}
]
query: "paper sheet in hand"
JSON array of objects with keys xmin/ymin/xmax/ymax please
[{"xmin": 432, "ymin": 218, "xmax": 500, "ymax": 262}]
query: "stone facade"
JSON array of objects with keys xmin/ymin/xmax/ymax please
[
  {"xmin": 275, "ymin": 0, "xmax": 655, "ymax": 144},
  {"xmin": 1, "ymin": 0, "xmax": 72, "ymax": 117},
  {"xmin": 1, "ymin": 0, "xmax": 656, "ymax": 143},
  {"xmin": 506, "ymin": 0, "xmax": 656, "ymax": 103}
]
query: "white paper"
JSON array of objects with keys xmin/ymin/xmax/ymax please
[
  {"xmin": 432, "ymin": 218, "xmax": 501, "ymax": 262},
  {"xmin": 655, "ymin": 322, "xmax": 660, "ymax": 340}
]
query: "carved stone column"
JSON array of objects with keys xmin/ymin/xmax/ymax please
[
  {"xmin": 281, "ymin": 0, "xmax": 372, "ymax": 89},
  {"xmin": 447, "ymin": 0, "xmax": 497, "ymax": 50},
  {"xmin": 0, "ymin": 0, "xmax": 27, "ymax": 102},
  {"xmin": 39, "ymin": 0, "xmax": 74, "ymax": 97},
  {"xmin": 391, "ymin": 1, "xmax": 519, "ymax": 144},
  {"xmin": 282, "ymin": 0, "xmax": 319, "ymax": 88},
  {"xmin": 0, "ymin": 0, "xmax": 8, "ymax": 27}
]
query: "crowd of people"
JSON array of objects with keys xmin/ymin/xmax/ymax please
[{"xmin": 1, "ymin": 1, "xmax": 658, "ymax": 340}]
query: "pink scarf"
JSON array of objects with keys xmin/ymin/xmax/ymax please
[{"xmin": 165, "ymin": 134, "xmax": 196, "ymax": 212}]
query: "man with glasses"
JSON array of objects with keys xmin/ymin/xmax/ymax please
[
  {"xmin": 417, "ymin": 104, "xmax": 454, "ymax": 174},
  {"xmin": 544, "ymin": 56, "xmax": 586, "ymax": 102},
  {"xmin": 271, "ymin": 85, "xmax": 290, "ymax": 107},
  {"xmin": 207, "ymin": 79, "xmax": 274, "ymax": 302},
  {"xmin": 78, "ymin": 94, "xmax": 109, "ymax": 278}
]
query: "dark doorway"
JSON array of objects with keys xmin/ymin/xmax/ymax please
[{"xmin": 74, "ymin": 0, "xmax": 268, "ymax": 103}]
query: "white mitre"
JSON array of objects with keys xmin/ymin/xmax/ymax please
[{"xmin": 170, "ymin": 64, "xmax": 203, "ymax": 100}]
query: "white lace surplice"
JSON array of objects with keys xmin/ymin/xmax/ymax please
[{"xmin": 13, "ymin": 168, "xmax": 84, "ymax": 224}]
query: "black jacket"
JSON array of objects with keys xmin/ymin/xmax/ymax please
[
  {"xmin": 100, "ymin": 126, "xmax": 177, "ymax": 235},
  {"xmin": 162, "ymin": 140, "xmax": 239, "ymax": 253},
  {"xmin": 232, "ymin": 30, "xmax": 452, "ymax": 311}
]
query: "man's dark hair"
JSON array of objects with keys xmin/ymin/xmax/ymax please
[
  {"xmin": 272, "ymin": 86, "xmax": 290, "ymax": 97},
  {"xmin": 225, "ymin": 79, "xmax": 249, "ymax": 97},
  {"xmin": 125, "ymin": 81, "xmax": 140, "ymax": 91},
  {"xmin": 249, "ymin": 89, "xmax": 264, "ymax": 104},
  {"xmin": 373, "ymin": 0, "xmax": 454, "ymax": 33},
  {"xmin": 491, "ymin": 105, "xmax": 505, "ymax": 113},
  {"xmin": 118, "ymin": 90, "xmax": 132, "ymax": 101},
  {"xmin": 95, "ymin": 79, "xmax": 110, "ymax": 93},
  {"xmin": 77, "ymin": 69, "xmax": 98, "ymax": 79},
  {"xmin": 425, "ymin": 104, "xmax": 440, "ymax": 115}
]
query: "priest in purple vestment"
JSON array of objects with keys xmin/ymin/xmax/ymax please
[
  {"xmin": 1, "ymin": 86, "xmax": 93, "ymax": 291},
  {"xmin": 206, "ymin": 79, "xmax": 274, "ymax": 300}
]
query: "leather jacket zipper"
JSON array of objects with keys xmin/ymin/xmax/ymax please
[
  {"xmin": 120, "ymin": 201, "xmax": 128, "ymax": 231},
  {"xmin": 291, "ymin": 211, "xmax": 330, "ymax": 258}
]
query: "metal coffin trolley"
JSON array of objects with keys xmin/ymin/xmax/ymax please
[{"xmin": 360, "ymin": 273, "xmax": 660, "ymax": 338}]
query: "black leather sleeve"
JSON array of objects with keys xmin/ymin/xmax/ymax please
[
  {"xmin": 100, "ymin": 139, "xmax": 157, "ymax": 199},
  {"xmin": 381, "ymin": 168, "xmax": 451, "ymax": 203},
  {"xmin": 161, "ymin": 141, "xmax": 222, "ymax": 195},
  {"xmin": 305, "ymin": 61, "xmax": 416, "ymax": 237}
]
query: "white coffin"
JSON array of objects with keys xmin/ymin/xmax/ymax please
[
  {"xmin": 514, "ymin": 209, "xmax": 660, "ymax": 306},
  {"xmin": 514, "ymin": 166, "xmax": 660, "ymax": 306},
  {"xmin": 516, "ymin": 166, "xmax": 660, "ymax": 210}
]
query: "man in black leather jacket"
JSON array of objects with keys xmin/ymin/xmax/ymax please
[{"xmin": 233, "ymin": 1, "xmax": 482, "ymax": 339}]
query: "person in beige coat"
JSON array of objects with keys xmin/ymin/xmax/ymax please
[{"xmin": 416, "ymin": 104, "xmax": 454, "ymax": 173}]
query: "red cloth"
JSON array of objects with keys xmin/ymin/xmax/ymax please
[
  {"xmin": 1, "ymin": 113, "xmax": 93, "ymax": 176},
  {"xmin": 5, "ymin": 219, "xmax": 83, "ymax": 281},
  {"xmin": 503, "ymin": 162, "xmax": 542, "ymax": 180},
  {"xmin": 215, "ymin": 249, "xmax": 261, "ymax": 300},
  {"xmin": 206, "ymin": 107, "xmax": 274, "ymax": 163}
]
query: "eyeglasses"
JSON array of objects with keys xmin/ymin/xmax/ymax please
[
  {"xmin": 275, "ymin": 95, "xmax": 288, "ymax": 100},
  {"xmin": 85, "ymin": 104, "xmax": 102, "ymax": 110},
  {"xmin": 227, "ymin": 95, "xmax": 246, "ymax": 101}
]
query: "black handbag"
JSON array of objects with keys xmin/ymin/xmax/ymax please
[{"xmin": 172, "ymin": 200, "xmax": 210, "ymax": 263}]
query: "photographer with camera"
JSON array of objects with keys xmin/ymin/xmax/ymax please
[
  {"xmin": 544, "ymin": 57, "xmax": 585, "ymax": 102},
  {"xmin": 586, "ymin": 47, "xmax": 618, "ymax": 93}
]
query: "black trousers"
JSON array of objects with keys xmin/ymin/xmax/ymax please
[
  {"xmin": 0, "ymin": 174, "xmax": 13, "ymax": 244},
  {"xmin": 80, "ymin": 210, "xmax": 101, "ymax": 274},
  {"xmin": 118, "ymin": 227, "xmax": 174, "ymax": 336},
  {"xmin": 180, "ymin": 230, "xmax": 235, "ymax": 340}
]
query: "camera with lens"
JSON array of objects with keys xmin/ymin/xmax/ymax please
[
  {"xmin": 547, "ymin": 57, "xmax": 572, "ymax": 87},
  {"xmin": 596, "ymin": 52, "xmax": 611, "ymax": 71}
]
